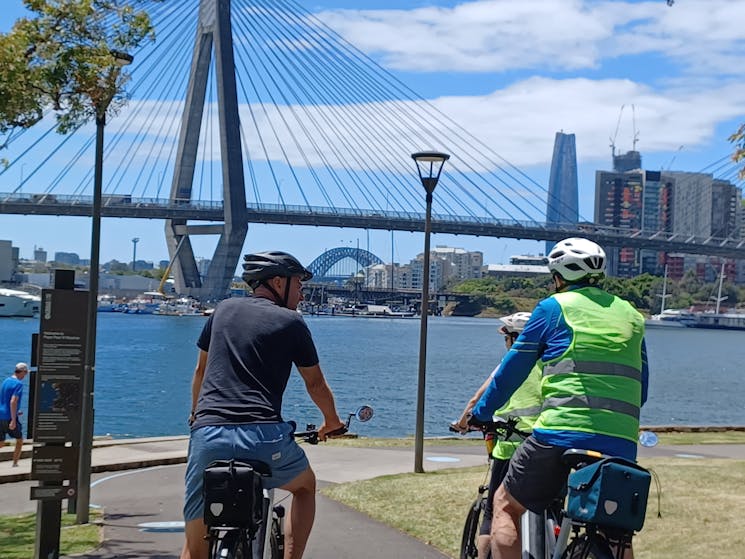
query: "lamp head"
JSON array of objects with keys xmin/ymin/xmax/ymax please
[
  {"xmin": 110, "ymin": 50, "xmax": 134, "ymax": 67},
  {"xmin": 411, "ymin": 151, "xmax": 450, "ymax": 194}
]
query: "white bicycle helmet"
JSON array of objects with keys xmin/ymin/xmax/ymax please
[
  {"xmin": 547, "ymin": 237, "xmax": 606, "ymax": 283},
  {"xmin": 498, "ymin": 312, "xmax": 532, "ymax": 335}
]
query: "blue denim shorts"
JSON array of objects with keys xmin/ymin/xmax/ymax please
[{"xmin": 183, "ymin": 423, "xmax": 309, "ymax": 522}]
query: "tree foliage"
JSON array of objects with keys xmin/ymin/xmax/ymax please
[
  {"xmin": 452, "ymin": 272, "xmax": 745, "ymax": 316},
  {"xmin": 0, "ymin": 0, "xmax": 155, "ymax": 136},
  {"xmin": 731, "ymin": 123, "xmax": 745, "ymax": 180}
]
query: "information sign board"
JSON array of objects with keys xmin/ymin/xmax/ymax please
[
  {"xmin": 32, "ymin": 289, "xmax": 88, "ymax": 444},
  {"xmin": 31, "ymin": 445, "xmax": 78, "ymax": 481},
  {"xmin": 30, "ymin": 485, "xmax": 76, "ymax": 501}
]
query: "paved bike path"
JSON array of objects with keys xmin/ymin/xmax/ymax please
[
  {"xmin": 1, "ymin": 438, "xmax": 744, "ymax": 558},
  {"xmin": 1, "ymin": 440, "xmax": 484, "ymax": 558}
]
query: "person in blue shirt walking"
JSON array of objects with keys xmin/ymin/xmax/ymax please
[
  {"xmin": 471, "ymin": 238, "xmax": 648, "ymax": 559},
  {"xmin": 0, "ymin": 362, "xmax": 29, "ymax": 467}
]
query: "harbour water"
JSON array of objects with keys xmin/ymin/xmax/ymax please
[{"xmin": 2, "ymin": 313, "xmax": 744, "ymax": 438}]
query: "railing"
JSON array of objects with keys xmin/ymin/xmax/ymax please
[{"xmin": 2, "ymin": 192, "xmax": 745, "ymax": 256}]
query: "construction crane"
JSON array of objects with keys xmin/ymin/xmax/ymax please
[
  {"xmin": 610, "ymin": 104, "xmax": 625, "ymax": 158},
  {"xmin": 631, "ymin": 104, "xmax": 640, "ymax": 152},
  {"xmin": 664, "ymin": 145, "xmax": 685, "ymax": 171}
]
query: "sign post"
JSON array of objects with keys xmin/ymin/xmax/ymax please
[{"xmin": 31, "ymin": 270, "xmax": 87, "ymax": 559}]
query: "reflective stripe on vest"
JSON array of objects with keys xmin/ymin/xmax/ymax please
[
  {"xmin": 541, "ymin": 395, "xmax": 640, "ymax": 419},
  {"xmin": 492, "ymin": 364, "xmax": 543, "ymax": 460},
  {"xmin": 543, "ymin": 360, "xmax": 642, "ymax": 382}
]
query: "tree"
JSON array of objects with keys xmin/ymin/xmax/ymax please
[
  {"xmin": 730, "ymin": 124, "xmax": 745, "ymax": 180},
  {"xmin": 0, "ymin": 0, "xmax": 155, "ymax": 138}
]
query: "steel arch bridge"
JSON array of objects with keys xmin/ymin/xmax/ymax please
[{"xmin": 307, "ymin": 247, "xmax": 384, "ymax": 282}]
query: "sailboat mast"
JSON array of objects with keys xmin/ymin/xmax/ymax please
[{"xmin": 716, "ymin": 262, "xmax": 725, "ymax": 314}]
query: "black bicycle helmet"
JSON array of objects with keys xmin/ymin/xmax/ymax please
[{"xmin": 242, "ymin": 251, "xmax": 313, "ymax": 289}]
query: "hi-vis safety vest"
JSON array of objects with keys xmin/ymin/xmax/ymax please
[
  {"xmin": 532, "ymin": 287, "xmax": 645, "ymax": 443},
  {"xmin": 491, "ymin": 363, "xmax": 542, "ymax": 460}
]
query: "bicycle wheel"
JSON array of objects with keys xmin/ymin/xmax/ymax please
[
  {"xmin": 460, "ymin": 497, "xmax": 487, "ymax": 559},
  {"xmin": 270, "ymin": 516, "xmax": 284, "ymax": 559},
  {"xmin": 213, "ymin": 531, "xmax": 248, "ymax": 559},
  {"xmin": 561, "ymin": 532, "xmax": 614, "ymax": 559}
]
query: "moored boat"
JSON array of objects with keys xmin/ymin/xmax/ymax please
[
  {"xmin": 336, "ymin": 304, "xmax": 416, "ymax": 318},
  {"xmin": 677, "ymin": 263, "xmax": 745, "ymax": 331},
  {"xmin": 0, "ymin": 288, "xmax": 41, "ymax": 317},
  {"xmin": 645, "ymin": 309, "xmax": 686, "ymax": 328}
]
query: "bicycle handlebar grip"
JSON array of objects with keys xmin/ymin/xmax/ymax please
[{"xmin": 325, "ymin": 426, "xmax": 348, "ymax": 438}]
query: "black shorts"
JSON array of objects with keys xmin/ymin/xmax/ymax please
[
  {"xmin": 502, "ymin": 435, "xmax": 569, "ymax": 513},
  {"xmin": 0, "ymin": 419, "xmax": 22, "ymax": 440}
]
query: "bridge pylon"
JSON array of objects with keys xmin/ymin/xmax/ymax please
[{"xmin": 165, "ymin": 0, "xmax": 247, "ymax": 299}]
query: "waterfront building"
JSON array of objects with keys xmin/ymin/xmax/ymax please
[
  {"xmin": 196, "ymin": 257, "xmax": 211, "ymax": 279},
  {"xmin": 431, "ymin": 246, "xmax": 483, "ymax": 283},
  {"xmin": 53, "ymin": 251, "xmax": 82, "ymax": 266},
  {"xmin": 484, "ymin": 263, "xmax": 550, "ymax": 279},
  {"xmin": 639, "ymin": 170, "xmax": 673, "ymax": 275},
  {"xmin": 0, "ymin": 240, "xmax": 19, "ymax": 283},
  {"xmin": 545, "ymin": 132, "xmax": 579, "ymax": 255},
  {"xmin": 410, "ymin": 257, "xmax": 445, "ymax": 291},
  {"xmin": 408, "ymin": 246, "xmax": 483, "ymax": 291},
  {"xmin": 33, "ymin": 246, "xmax": 47, "ymax": 263},
  {"xmin": 594, "ymin": 166, "xmax": 644, "ymax": 277},
  {"xmin": 510, "ymin": 254, "xmax": 547, "ymax": 266},
  {"xmin": 594, "ymin": 156, "xmax": 742, "ymax": 279},
  {"xmin": 364, "ymin": 263, "xmax": 412, "ymax": 290}
]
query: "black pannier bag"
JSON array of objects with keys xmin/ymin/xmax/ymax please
[{"xmin": 203, "ymin": 460, "xmax": 264, "ymax": 530}]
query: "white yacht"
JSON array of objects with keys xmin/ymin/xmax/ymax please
[
  {"xmin": 0, "ymin": 288, "xmax": 41, "ymax": 317},
  {"xmin": 645, "ymin": 308, "xmax": 686, "ymax": 328}
]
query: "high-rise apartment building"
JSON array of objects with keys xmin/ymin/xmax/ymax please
[
  {"xmin": 639, "ymin": 170, "xmax": 673, "ymax": 275},
  {"xmin": 663, "ymin": 172, "xmax": 741, "ymax": 239},
  {"xmin": 594, "ymin": 168, "xmax": 644, "ymax": 277},
  {"xmin": 545, "ymin": 132, "xmax": 578, "ymax": 254},
  {"xmin": 595, "ymin": 158, "xmax": 741, "ymax": 279}
]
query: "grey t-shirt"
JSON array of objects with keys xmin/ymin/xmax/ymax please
[{"xmin": 192, "ymin": 296, "xmax": 319, "ymax": 429}]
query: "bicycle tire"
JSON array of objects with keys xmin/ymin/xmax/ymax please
[
  {"xmin": 270, "ymin": 516, "xmax": 284, "ymax": 559},
  {"xmin": 460, "ymin": 497, "xmax": 488, "ymax": 559},
  {"xmin": 213, "ymin": 531, "xmax": 248, "ymax": 559},
  {"xmin": 561, "ymin": 532, "xmax": 614, "ymax": 559}
]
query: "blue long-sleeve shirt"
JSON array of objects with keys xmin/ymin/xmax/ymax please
[{"xmin": 472, "ymin": 290, "xmax": 649, "ymax": 459}]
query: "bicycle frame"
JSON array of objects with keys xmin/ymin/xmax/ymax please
[{"xmin": 204, "ymin": 406, "xmax": 374, "ymax": 559}]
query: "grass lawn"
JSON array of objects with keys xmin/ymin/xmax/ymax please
[
  {"xmin": 321, "ymin": 457, "xmax": 745, "ymax": 559},
  {"xmin": 328, "ymin": 429, "xmax": 745, "ymax": 448},
  {"xmin": 0, "ymin": 509, "xmax": 102, "ymax": 559}
]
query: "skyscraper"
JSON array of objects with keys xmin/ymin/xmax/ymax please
[{"xmin": 545, "ymin": 132, "xmax": 579, "ymax": 254}]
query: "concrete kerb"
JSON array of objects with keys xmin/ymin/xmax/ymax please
[
  {"xmin": 3, "ymin": 426, "xmax": 745, "ymax": 485},
  {"xmin": 0, "ymin": 436, "xmax": 191, "ymax": 484}
]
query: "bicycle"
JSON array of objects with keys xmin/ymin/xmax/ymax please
[
  {"xmin": 453, "ymin": 417, "xmax": 560, "ymax": 559},
  {"xmin": 203, "ymin": 405, "xmax": 374, "ymax": 559},
  {"xmin": 547, "ymin": 435, "xmax": 656, "ymax": 559},
  {"xmin": 457, "ymin": 419, "xmax": 656, "ymax": 559}
]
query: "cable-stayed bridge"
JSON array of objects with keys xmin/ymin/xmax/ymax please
[{"xmin": 1, "ymin": 0, "xmax": 744, "ymax": 298}]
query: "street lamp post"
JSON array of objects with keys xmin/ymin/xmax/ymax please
[
  {"xmin": 131, "ymin": 237, "xmax": 140, "ymax": 272},
  {"xmin": 77, "ymin": 50, "xmax": 134, "ymax": 523},
  {"xmin": 411, "ymin": 151, "xmax": 449, "ymax": 473}
]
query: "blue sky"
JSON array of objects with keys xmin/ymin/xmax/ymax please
[{"xmin": 1, "ymin": 0, "xmax": 744, "ymax": 269}]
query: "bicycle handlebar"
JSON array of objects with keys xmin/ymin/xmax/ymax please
[
  {"xmin": 450, "ymin": 416, "xmax": 531, "ymax": 440},
  {"xmin": 292, "ymin": 404, "xmax": 374, "ymax": 445}
]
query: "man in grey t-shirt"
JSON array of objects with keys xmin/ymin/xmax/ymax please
[{"xmin": 181, "ymin": 251, "xmax": 345, "ymax": 559}]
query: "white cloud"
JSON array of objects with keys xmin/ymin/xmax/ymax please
[
  {"xmin": 315, "ymin": 0, "xmax": 745, "ymax": 77},
  {"xmin": 109, "ymin": 76, "xmax": 745, "ymax": 173}
]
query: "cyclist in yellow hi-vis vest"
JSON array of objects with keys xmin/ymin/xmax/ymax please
[
  {"xmin": 471, "ymin": 238, "xmax": 648, "ymax": 559},
  {"xmin": 453, "ymin": 312, "xmax": 542, "ymax": 559}
]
